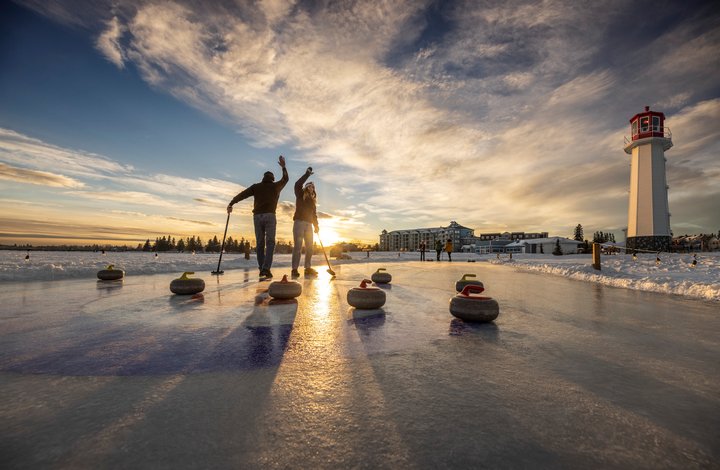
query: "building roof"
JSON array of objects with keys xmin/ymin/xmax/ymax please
[{"xmin": 512, "ymin": 237, "xmax": 582, "ymax": 245}]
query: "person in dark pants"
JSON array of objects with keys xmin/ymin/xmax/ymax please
[
  {"xmin": 419, "ymin": 241, "xmax": 426, "ymax": 261},
  {"xmin": 445, "ymin": 238, "xmax": 453, "ymax": 262},
  {"xmin": 291, "ymin": 166, "xmax": 319, "ymax": 278},
  {"xmin": 227, "ymin": 156, "xmax": 288, "ymax": 279},
  {"xmin": 435, "ymin": 239, "xmax": 442, "ymax": 261}
]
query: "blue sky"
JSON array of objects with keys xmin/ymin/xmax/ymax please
[{"xmin": 1, "ymin": 0, "xmax": 718, "ymax": 246}]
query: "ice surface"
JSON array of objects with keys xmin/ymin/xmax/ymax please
[
  {"xmin": 2, "ymin": 250, "xmax": 719, "ymax": 300},
  {"xmin": 1, "ymin": 261, "xmax": 719, "ymax": 468}
]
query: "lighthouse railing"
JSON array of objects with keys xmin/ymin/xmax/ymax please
[{"xmin": 624, "ymin": 126, "xmax": 672, "ymax": 145}]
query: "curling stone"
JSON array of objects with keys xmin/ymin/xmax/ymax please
[
  {"xmin": 268, "ymin": 275, "xmax": 302, "ymax": 299},
  {"xmin": 370, "ymin": 268, "xmax": 392, "ymax": 284},
  {"xmin": 455, "ymin": 273, "xmax": 484, "ymax": 292},
  {"xmin": 170, "ymin": 271, "xmax": 205, "ymax": 295},
  {"xmin": 449, "ymin": 285, "xmax": 499, "ymax": 323},
  {"xmin": 347, "ymin": 279, "xmax": 386, "ymax": 309},
  {"xmin": 97, "ymin": 264, "xmax": 124, "ymax": 281}
]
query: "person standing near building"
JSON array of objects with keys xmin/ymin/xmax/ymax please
[
  {"xmin": 419, "ymin": 240, "xmax": 426, "ymax": 261},
  {"xmin": 291, "ymin": 166, "xmax": 319, "ymax": 278},
  {"xmin": 227, "ymin": 156, "xmax": 288, "ymax": 279},
  {"xmin": 435, "ymin": 239, "xmax": 442, "ymax": 261},
  {"xmin": 445, "ymin": 238, "xmax": 453, "ymax": 262}
]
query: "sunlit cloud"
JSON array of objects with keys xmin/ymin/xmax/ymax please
[
  {"xmin": 165, "ymin": 216, "xmax": 214, "ymax": 226},
  {"xmin": 0, "ymin": 162, "xmax": 84, "ymax": 188},
  {"xmin": 97, "ymin": 16, "xmax": 126, "ymax": 68}
]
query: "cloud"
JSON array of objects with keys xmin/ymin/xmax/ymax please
[
  {"xmin": 0, "ymin": 198, "xmax": 61, "ymax": 207},
  {"xmin": 9, "ymin": 0, "xmax": 720, "ymax": 240},
  {"xmin": 0, "ymin": 128, "xmax": 132, "ymax": 178},
  {"xmin": 0, "ymin": 162, "xmax": 85, "ymax": 188},
  {"xmin": 64, "ymin": 189, "xmax": 177, "ymax": 208},
  {"xmin": 0, "ymin": 127, "xmax": 243, "ymax": 207},
  {"xmin": 165, "ymin": 216, "xmax": 214, "ymax": 226},
  {"xmin": 96, "ymin": 16, "xmax": 126, "ymax": 68},
  {"xmin": 0, "ymin": 216, "xmax": 155, "ymax": 242}
]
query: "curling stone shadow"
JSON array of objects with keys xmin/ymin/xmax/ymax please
[
  {"xmin": 448, "ymin": 318, "xmax": 499, "ymax": 340},
  {"xmin": 168, "ymin": 293, "xmax": 205, "ymax": 311},
  {"xmin": 96, "ymin": 280, "xmax": 123, "ymax": 290},
  {"xmin": 374, "ymin": 284, "xmax": 392, "ymax": 290},
  {"xmin": 349, "ymin": 307, "xmax": 386, "ymax": 332}
]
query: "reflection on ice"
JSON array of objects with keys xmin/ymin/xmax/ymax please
[
  {"xmin": 96, "ymin": 279, "xmax": 123, "ymax": 290},
  {"xmin": 168, "ymin": 293, "xmax": 205, "ymax": 309},
  {"xmin": 448, "ymin": 318, "xmax": 499, "ymax": 339}
]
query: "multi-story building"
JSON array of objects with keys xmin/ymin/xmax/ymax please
[
  {"xmin": 379, "ymin": 221, "xmax": 474, "ymax": 252},
  {"xmin": 379, "ymin": 224, "xmax": 548, "ymax": 253},
  {"xmin": 461, "ymin": 231, "xmax": 549, "ymax": 254}
]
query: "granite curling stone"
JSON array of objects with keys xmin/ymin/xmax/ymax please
[
  {"xmin": 449, "ymin": 285, "xmax": 499, "ymax": 323},
  {"xmin": 347, "ymin": 279, "xmax": 386, "ymax": 309},
  {"xmin": 97, "ymin": 264, "xmax": 124, "ymax": 281},
  {"xmin": 268, "ymin": 274, "xmax": 302, "ymax": 299},
  {"xmin": 370, "ymin": 268, "xmax": 392, "ymax": 284},
  {"xmin": 170, "ymin": 271, "xmax": 205, "ymax": 295},
  {"xmin": 455, "ymin": 273, "xmax": 484, "ymax": 292}
]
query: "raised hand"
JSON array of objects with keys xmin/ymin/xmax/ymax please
[
  {"xmin": 278, "ymin": 155, "xmax": 286, "ymax": 168},
  {"xmin": 306, "ymin": 166, "xmax": 313, "ymax": 175}
]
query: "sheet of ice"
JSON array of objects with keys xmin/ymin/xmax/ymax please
[
  {"xmin": 1, "ymin": 250, "xmax": 718, "ymax": 301},
  {"xmin": 1, "ymin": 262, "xmax": 719, "ymax": 468}
]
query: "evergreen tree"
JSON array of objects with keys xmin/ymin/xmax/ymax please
[
  {"xmin": 142, "ymin": 239, "xmax": 151, "ymax": 251},
  {"xmin": 553, "ymin": 239, "xmax": 563, "ymax": 256},
  {"xmin": 177, "ymin": 238, "xmax": 186, "ymax": 252},
  {"xmin": 573, "ymin": 224, "xmax": 584, "ymax": 241},
  {"xmin": 540, "ymin": 243, "xmax": 544, "ymax": 254}
]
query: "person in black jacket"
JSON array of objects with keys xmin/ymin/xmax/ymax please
[
  {"xmin": 227, "ymin": 156, "xmax": 288, "ymax": 279},
  {"xmin": 291, "ymin": 166, "xmax": 319, "ymax": 277}
]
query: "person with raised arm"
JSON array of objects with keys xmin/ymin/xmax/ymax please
[
  {"xmin": 291, "ymin": 166, "xmax": 319, "ymax": 278},
  {"xmin": 227, "ymin": 156, "xmax": 289, "ymax": 279}
]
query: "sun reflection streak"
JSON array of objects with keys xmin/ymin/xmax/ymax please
[{"xmin": 254, "ymin": 265, "xmax": 410, "ymax": 464}]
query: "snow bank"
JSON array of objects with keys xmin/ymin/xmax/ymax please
[
  {"xmin": 489, "ymin": 252, "xmax": 720, "ymax": 302},
  {"xmin": 2, "ymin": 250, "xmax": 718, "ymax": 301}
]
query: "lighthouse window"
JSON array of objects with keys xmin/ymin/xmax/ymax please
[
  {"xmin": 652, "ymin": 116, "xmax": 660, "ymax": 132},
  {"xmin": 632, "ymin": 120, "xmax": 638, "ymax": 136},
  {"xmin": 640, "ymin": 116, "xmax": 649, "ymax": 132}
]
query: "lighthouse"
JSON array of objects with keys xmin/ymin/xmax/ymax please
[{"xmin": 624, "ymin": 106, "xmax": 673, "ymax": 252}]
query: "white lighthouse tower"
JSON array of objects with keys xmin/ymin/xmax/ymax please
[{"xmin": 624, "ymin": 106, "xmax": 673, "ymax": 252}]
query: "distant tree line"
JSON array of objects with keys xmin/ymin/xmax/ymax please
[
  {"xmin": 3, "ymin": 235, "xmax": 381, "ymax": 254},
  {"xmin": 139, "ymin": 235, "xmax": 255, "ymax": 253}
]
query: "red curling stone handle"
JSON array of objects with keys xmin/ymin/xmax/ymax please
[{"xmin": 460, "ymin": 284, "xmax": 485, "ymax": 297}]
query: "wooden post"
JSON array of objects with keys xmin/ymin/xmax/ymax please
[{"xmin": 592, "ymin": 243, "xmax": 601, "ymax": 271}]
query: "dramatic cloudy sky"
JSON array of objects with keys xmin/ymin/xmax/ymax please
[{"xmin": 1, "ymin": 0, "xmax": 718, "ymax": 246}]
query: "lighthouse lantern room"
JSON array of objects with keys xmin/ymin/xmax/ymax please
[{"xmin": 623, "ymin": 106, "xmax": 673, "ymax": 252}]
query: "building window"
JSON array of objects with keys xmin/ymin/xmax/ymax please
[
  {"xmin": 632, "ymin": 120, "xmax": 637, "ymax": 136},
  {"xmin": 652, "ymin": 116, "xmax": 660, "ymax": 132},
  {"xmin": 640, "ymin": 116, "xmax": 649, "ymax": 132}
]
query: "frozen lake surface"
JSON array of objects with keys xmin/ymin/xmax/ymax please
[{"xmin": 1, "ymin": 261, "xmax": 719, "ymax": 468}]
